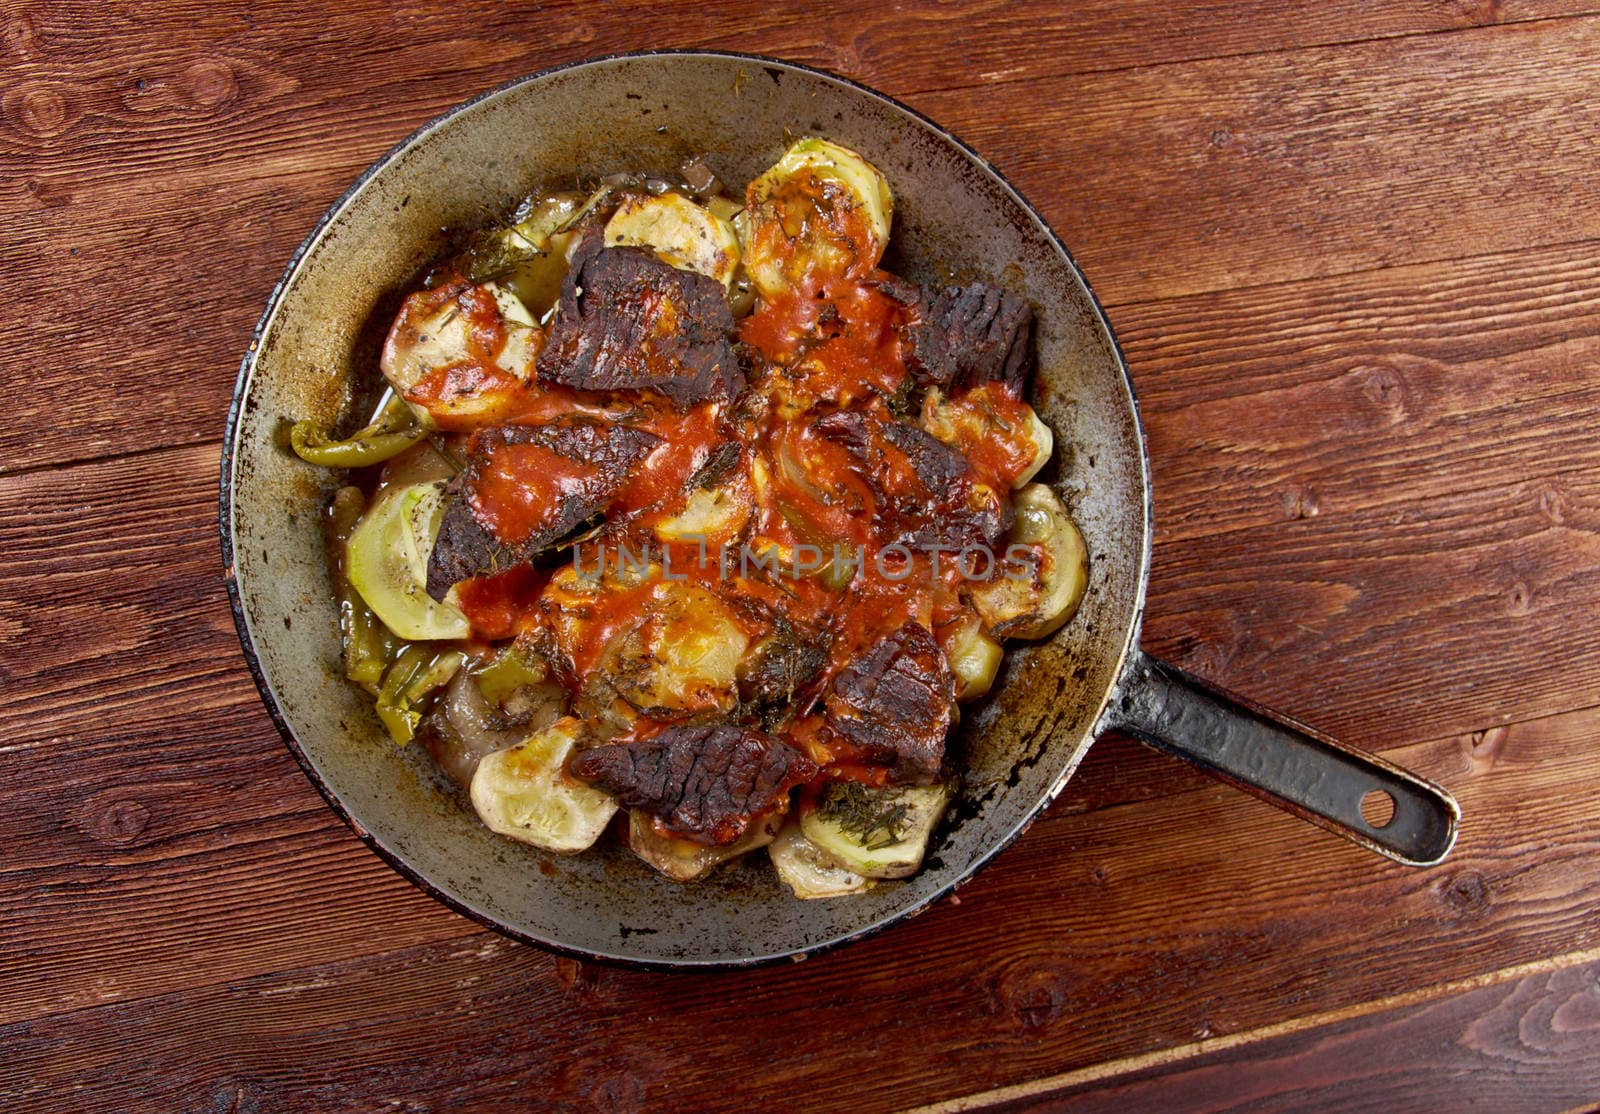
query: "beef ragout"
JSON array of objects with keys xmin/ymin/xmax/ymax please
[{"xmin": 291, "ymin": 138, "xmax": 1088, "ymax": 896}]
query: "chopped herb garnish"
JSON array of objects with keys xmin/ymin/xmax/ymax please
[{"xmin": 822, "ymin": 782, "xmax": 910, "ymax": 850}]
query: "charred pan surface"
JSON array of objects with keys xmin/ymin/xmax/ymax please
[
  {"xmin": 813, "ymin": 409, "xmax": 1010, "ymax": 551},
  {"xmin": 825, "ymin": 621, "xmax": 954, "ymax": 785},
  {"xmin": 570, "ymin": 724, "xmax": 818, "ymax": 846},
  {"xmin": 879, "ymin": 279, "xmax": 1035, "ymax": 395},
  {"xmin": 426, "ymin": 420, "xmax": 661, "ymax": 598},
  {"xmin": 536, "ymin": 242, "xmax": 744, "ymax": 405}
]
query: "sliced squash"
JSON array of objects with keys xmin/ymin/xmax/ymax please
[
  {"xmin": 627, "ymin": 810, "xmax": 781, "ymax": 882},
  {"xmin": 968, "ymin": 483, "xmax": 1089, "ymax": 641},
  {"xmin": 922, "ymin": 384, "xmax": 1054, "ymax": 491},
  {"xmin": 345, "ymin": 480, "xmax": 470, "ymax": 641},
  {"xmin": 604, "ymin": 192, "xmax": 741, "ymax": 290},
  {"xmin": 769, "ymin": 821, "xmax": 875, "ymax": 899},
  {"xmin": 742, "ymin": 137, "xmax": 893, "ymax": 299},
  {"xmin": 939, "ymin": 611, "xmax": 1004, "ymax": 702},
  {"xmin": 470, "ymin": 717, "xmax": 619, "ymax": 853},
  {"xmin": 799, "ymin": 780, "xmax": 952, "ymax": 880}
]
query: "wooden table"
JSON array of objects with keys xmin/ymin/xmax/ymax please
[{"xmin": 5, "ymin": 3, "xmax": 1599, "ymax": 1110}]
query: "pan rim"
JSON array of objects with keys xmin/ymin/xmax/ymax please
[{"xmin": 219, "ymin": 48, "xmax": 1153, "ymax": 969}]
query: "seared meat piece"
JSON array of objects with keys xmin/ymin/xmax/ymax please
[
  {"xmin": 878, "ymin": 279, "xmax": 1035, "ymax": 395},
  {"xmin": 812, "ymin": 409, "xmax": 1011, "ymax": 552},
  {"xmin": 689, "ymin": 440, "xmax": 743, "ymax": 490},
  {"xmin": 739, "ymin": 617, "xmax": 830, "ymax": 709},
  {"xmin": 825, "ymin": 621, "xmax": 954, "ymax": 785},
  {"xmin": 536, "ymin": 242, "xmax": 744, "ymax": 405},
  {"xmin": 427, "ymin": 420, "xmax": 661, "ymax": 598},
  {"xmin": 570, "ymin": 723, "xmax": 818, "ymax": 846}
]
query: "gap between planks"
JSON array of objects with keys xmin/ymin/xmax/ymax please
[
  {"xmin": 911, "ymin": 942, "xmax": 1600, "ymax": 1113},
  {"xmin": 10, "ymin": 697, "xmax": 1594, "ymax": 1030},
  {"xmin": 5, "ymin": 229, "xmax": 1599, "ymax": 484},
  {"xmin": 895, "ymin": 9, "xmax": 1600, "ymax": 106}
]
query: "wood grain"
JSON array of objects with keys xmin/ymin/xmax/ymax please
[
  {"xmin": 2, "ymin": 702, "xmax": 1597, "ymax": 1111},
  {"xmin": 943, "ymin": 956, "xmax": 1600, "ymax": 1112},
  {"xmin": 6, "ymin": 2, "xmax": 1600, "ymax": 1108},
  {"xmin": 917, "ymin": 15, "xmax": 1600, "ymax": 305},
  {"xmin": 5, "ymin": 4, "xmax": 1600, "ymax": 474},
  {"xmin": 2, "ymin": 247, "xmax": 1597, "ymax": 1019}
]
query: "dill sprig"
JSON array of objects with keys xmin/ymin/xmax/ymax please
[{"xmin": 823, "ymin": 782, "xmax": 910, "ymax": 850}]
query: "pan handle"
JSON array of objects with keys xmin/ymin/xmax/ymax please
[{"xmin": 1101, "ymin": 649, "xmax": 1459, "ymax": 866}]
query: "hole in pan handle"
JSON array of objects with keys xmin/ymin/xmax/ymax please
[{"xmin": 1101, "ymin": 649, "xmax": 1460, "ymax": 867}]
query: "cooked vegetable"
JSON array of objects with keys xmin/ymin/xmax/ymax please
[
  {"xmin": 628, "ymin": 810, "xmax": 781, "ymax": 882},
  {"xmin": 470, "ymin": 717, "xmax": 619, "ymax": 853},
  {"xmin": 376, "ymin": 645, "xmax": 466, "ymax": 745},
  {"xmin": 800, "ymin": 780, "xmax": 953, "ymax": 880},
  {"xmin": 604, "ymin": 192, "xmax": 741, "ymax": 290},
  {"xmin": 472, "ymin": 642, "xmax": 552, "ymax": 712},
  {"xmin": 327, "ymin": 486, "xmax": 399, "ymax": 686},
  {"xmin": 600, "ymin": 583, "xmax": 750, "ymax": 716},
  {"xmin": 769, "ymin": 821, "xmax": 875, "ymax": 899},
  {"xmin": 969, "ymin": 483, "xmax": 1089, "ymax": 641},
  {"xmin": 473, "ymin": 193, "xmax": 584, "ymax": 315},
  {"xmin": 311, "ymin": 140, "xmax": 1093, "ymax": 895},
  {"xmin": 291, "ymin": 392, "xmax": 425, "ymax": 468},
  {"xmin": 742, "ymin": 137, "xmax": 893, "ymax": 298},
  {"xmin": 378, "ymin": 439, "xmax": 457, "ymax": 490},
  {"xmin": 652, "ymin": 480, "xmax": 752, "ymax": 546},
  {"xmin": 921, "ymin": 384, "xmax": 1054, "ymax": 490},
  {"xmin": 940, "ymin": 612, "xmax": 1004, "ymax": 702},
  {"xmin": 346, "ymin": 481, "xmax": 471, "ymax": 641},
  {"xmin": 380, "ymin": 281, "xmax": 538, "ymax": 411},
  {"xmin": 423, "ymin": 667, "xmax": 553, "ymax": 790}
]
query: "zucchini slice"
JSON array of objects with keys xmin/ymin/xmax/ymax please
[
  {"xmin": 742, "ymin": 137, "xmax": 893, "ymax": 299},
  {"xmin": 345, "ymin": 480, "xmax": 470, "ymax": 641},
  {"xmin": 969, "ymin": 483, "xmax": 1089, "ymax": 641},
  {"xmin": 769, "ymin": 821, "xmax": 875, "ymax": 899},
  {"xmin": 940, "ymin": 612, "xmax": 1004, "ymax": 702},
  {"xmin": 799, "ymin": 780, "xmax": 953, "ymax": 880},
  {"xmin": 604, "ymin": 192, "xmax": 741, "ymax": 290},
  {"xmin": 921, "ymin": 384, "xmax": 1054, "ymax": 491},
  {"xmin": 470, "ymin": 717, "xmax": 619, "ymax": 853},
  {"xmin": 627, "ymin": 809, "xmax": 780, "ymax": 883}
]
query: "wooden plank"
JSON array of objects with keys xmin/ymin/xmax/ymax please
[
  {"xmin": 2, "ymin": 702, "xmax": 1597, "ymax": 1112},
  {"xmin": 6, "ymin": 4, "xmax": 1599, "ymax": 1107},
  {"xmin": 1, "ymin": 329, "xmax": 1596, "ymax": 1015},
  {"xmin": 931, "ymin": 954, "xmax": 1600, "ymax": 1112},
  {"xmin": 917, "ymin": 15, "xmax": 1600, "ymax": 305},
  {"xmin": 1143, "ymin": 464, "xmax": 1600, "ymax": 745},
  {"xmin": 5, "ymin": 6, "xmax": 1600, "ymax": 474},
  {"xmin": 1119, "ymin": 239, "xmax": 1600, "ymax": 544}
]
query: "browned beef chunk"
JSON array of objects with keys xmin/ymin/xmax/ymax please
[
  {"xmin": 689, "ymin": 440, "xmax": 743, "ymax": 490},
  {"xmin": 824, "ymin": 622, "xmax": 954, "ymax": 785},
  {"xmin": 812, "ymin": 409, "xmax": 1011, "ymax": 552},
  {"xmin": 569, "ymin": 724, "xmax": 818, "ymax": 846},
  {"xmin": 878, "ymin": 279, "xmax": 1035, "ymax": 395},
  {"xmin": 426, "ymin": 420, "xmax": 660, "ymax": 598},
  {"xmin": 739, "ymin": 617, "xmax": 830, "ymax": 710},
  {"xmin": 536, "ymin": 243, "xmax": 744, "ymax": 405}
]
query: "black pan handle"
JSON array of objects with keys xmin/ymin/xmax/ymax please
[{"xmin": 1101, "ymin": 649, "xmax": 1459, "ymax": 866}]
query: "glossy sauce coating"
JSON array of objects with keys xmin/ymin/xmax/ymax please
[{"xmin": 401, "ymin": 194, "xmax": 1043, "ymax": 802}]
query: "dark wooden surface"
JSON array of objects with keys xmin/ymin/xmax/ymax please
[{"xmin": 4, "ymin": 3, "xmax": 1599, "ymax": 1110}]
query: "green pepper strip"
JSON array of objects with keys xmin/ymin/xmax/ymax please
[
  {"xmin": 327, "ymin": 487, "xmax": 399, "ymax": 686},
  {"xmin": 376, "ymin": 646, "xmax": 465, "ymax": 745},
  {"xmin": 291, "ymin": 392, "xmax": 425, "ymax": 468},
  {"xmin": 472, "ymin": 643, "xmax": 548, "ymax": 709}
]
